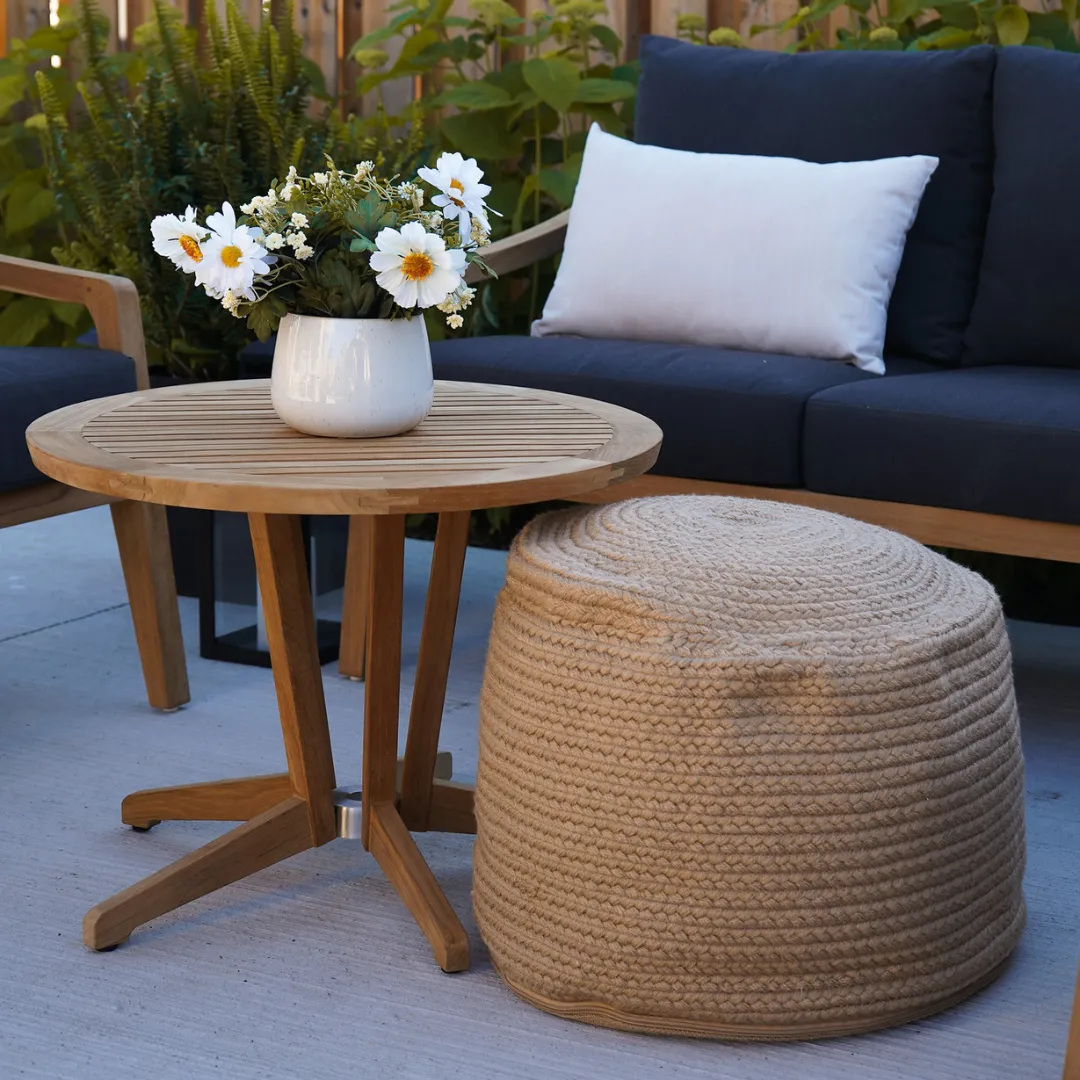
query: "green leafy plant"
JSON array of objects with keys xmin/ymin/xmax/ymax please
[
  {"xmin": 0, "ymin": 19, "xmax": 88, "ymax": 347},
  {"xmin": 36, "ymin": 0, "xmax": 421, "ymax": 379},
  {"xmin": 350, "ymin": 0, "xmax": 638, "ymax": 331},
  {"xmin": 751, "ymin": 0, "xmax": 1080, "ymax": 51}
]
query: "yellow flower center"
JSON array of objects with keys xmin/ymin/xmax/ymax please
[
  {"xmin": 220, "ymin": 244, "xmax": 243, "ymax": 268},
  {"xmin": 179, "ymin": 235, "xmax": 203, "ymax": 263},
  {"xmin": 401, "ymin": 252, "xmax": 434, "ymax": 281},
  {"xmin": 449, "ymin": 178, "xmax": 465, "ymax": 208}
]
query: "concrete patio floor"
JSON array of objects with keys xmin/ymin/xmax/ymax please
[{"xmin": 1, "ymin": 506, "xmax": 1078, "ymax": 1080}]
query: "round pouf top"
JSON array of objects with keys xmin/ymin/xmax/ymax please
[{"xmin": 473, "ymin": 496, "xmax": 1025, "ymax": 1040}]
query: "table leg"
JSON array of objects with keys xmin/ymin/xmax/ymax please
[
  {"xmin": 338, "ymin": 516, "xmax": 373, "ymax": 680},
  {"xmin": 400, "ymin": 510, "xmax": 470, "ymax": 830},
  {"xmin": 83, "ymin": 513, "xmax": 338, "ymax": 950},
  {"xmin": 110, "ymin": 501, "xmax": 190, "ymax": 711},
  {"xmin": 121, "ymin": 774, "xmax": 293, "ymax": 830},
  {"xmin": 362, "ymin": 514, "xmax": 470, "ymax": 972}
]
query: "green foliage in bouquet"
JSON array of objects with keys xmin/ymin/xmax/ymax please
[
  {"xmin": 151, "ymin": 157, "xmax": 489, "ymax": 340},
  {"xmin": 0, "ymin": 19, "xmax": 87, "ymax": 347},
  {"xmin": 36, "ymin": 0, "xmax": 424, "ymax": 379}
]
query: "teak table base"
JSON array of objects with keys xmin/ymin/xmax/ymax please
[{"xmin": 85, "ymin": 511, "xmax": 476, "ymax": 972}]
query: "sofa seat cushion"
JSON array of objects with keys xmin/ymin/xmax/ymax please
[
  {"xmin": 635, "ymin": 37, "xmax": 997, "ymax": 367},
  {"xmin": 804, "ymin": 366, "xmax": 1080, "ymax": 525},
  {"xmin": 432, "ymin": 336, "xmax": 930, "ymax": 487},
  {"xmin": 963, "ymin": 49, "xmax": 1080, "ymax": 370},
  {"xmin": 0, "ymin": 347, "xmax": 136, "ymax": 493}
]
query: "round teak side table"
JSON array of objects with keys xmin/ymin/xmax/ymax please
[{"xmin": 26, "ymin": 379, "xmax": 662, "ymax": 971}]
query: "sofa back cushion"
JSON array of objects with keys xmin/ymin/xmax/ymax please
[
  {"xmin": 635, "ymin": 38, "xmax": 997, "ymax": 366},
  {"xmin": 963, "ymin": 49, "xmax": 1080, "ymax": 369}
]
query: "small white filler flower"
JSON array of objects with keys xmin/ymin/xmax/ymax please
[
  {"xmin": 417, "ymin": 152, "xmax": 492, "ymax": 243},
  {"xmin": 197, "ymin": 202, "xmax": 272, "ymax": 301},
  {"xmin": 150, "ymin": 206, "xmax": 209, "ymax": 273},
  {"xmin": 369, "ymin": 221, "xmax": 464, "ymax": 309}
]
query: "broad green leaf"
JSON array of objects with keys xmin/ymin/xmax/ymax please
[
  {"xmin": 346, "ymin": 195, "xmax": 396, "ymax": 240},
  {"xmin": 0, "ymin": 74, "xmax": 26, "ymax": 120},
  {"xmin": 574, "ymin": 77, "xmax": 636, "ymax": 104},
  {"xmin": 538, "ymin": 168, "xmax": 577, "ymax": 208},
  {"xmin": 1027, "ymin": 11, "xmax": 1078, "ymax": 50},
  {"xmin": 589, "ymin": 24, "xmax": 622, "ymax": 56},
  {"xmin": 578, "ymin": 102, "xmax": 627, "ymax": 136},
  {"xmin": 886, "ymin": 0, "xmax": 922, "ymax": 19},
  {"xmin": 522, "ymin": 56, "xmax": 580, "ymax": 115},
  {"xmin": 0, "ymin": 296, "xmax": 51, "ymax": 346},
  {"xmin": 4, "ymin": 180, "xmax": 55, "ymax": 234},
  {"xmin": 432, "ymin": 80, "xmax": 512, "ymax": 110},
  {"xmin": 486, "ymin": 61, "xmax": 528, "ymax": 96},
  {"xmin": 935, "ymin": 4, "xmax": 977, "ymax": 30},
  {"xmin": 350, "ymin": 25, "xmax": 396, "ymax": 55},
  {"xmin": 914, "ymin": 25, "xmax": 978, "ymax": 47},
  {"xmin": 50, "ymin": 301, "xmax": 86, "ymax": 328},
  {"xmin": 995, "ymin": 5, "xmax": 1029, "ymax": 46},
  {"xmin": 349, "ymin": 235, "xmax": 377, "ymax": 252},
  {"xmin": 396, "ymin": 26, "xmax": 440, "ymax": 67},
  {"xmin": 611, "ymin": 63, "xmax": 640, "ymax": 86},
  {"xmin": 805, "ymin": 0, "xmax": 849, "ymax": 21},
  {"xmin": 441, "ymin": 107, "xmax": 524, "ymax": 160}
]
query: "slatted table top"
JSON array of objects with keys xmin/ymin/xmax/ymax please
[{"xmin": 27, "ymin": 380, "xmax": 662, "ymax": 515}]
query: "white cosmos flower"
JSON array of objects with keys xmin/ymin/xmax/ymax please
[
  {"xmin": 417, "ymin": 152, "xmax": 493, "ymax": 243},
  {"xmin": 197, "ymin": 202, "xmax": 272, "ymax": 301},
  {"xmin": 369, "ymin": 221, "xmax": 464, "ymax": 309},
  {"xmin": 150, "ymin": 206, "xmax": 209, "ymax": 274}
]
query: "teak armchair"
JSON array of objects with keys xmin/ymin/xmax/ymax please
[{"xmin": 0, "ymin": 255, "xmax": 188, "ymax": 710}]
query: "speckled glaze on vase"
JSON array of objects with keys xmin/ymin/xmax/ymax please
[{"xmin": 270, "ymin": 313, "xmax": 434, "ymax": 438}]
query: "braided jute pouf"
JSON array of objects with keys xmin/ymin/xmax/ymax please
[{"xmin": 473, "ymin": 495, "xmax": 1026, "ymax": 1040}]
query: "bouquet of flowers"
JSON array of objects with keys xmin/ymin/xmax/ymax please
[{"xmin": 149, "ymin": 153, "xmax": 495, "ymax": 340}]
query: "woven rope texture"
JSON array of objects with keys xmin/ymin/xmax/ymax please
[{"xmin": 473, "ymin": 496, "xmax": 1026, "ymax": 1039}]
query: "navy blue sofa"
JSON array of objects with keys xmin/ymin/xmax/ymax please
[{"xmin": 432, "ymin": 40, "xmax": 1080, "ymax": 562}]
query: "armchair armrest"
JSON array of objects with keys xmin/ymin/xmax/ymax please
[
  {"xmin": 465, "ymin": 210, "xmax": 569, "ymax": 285},
  {"xmin": 0, "ymin": 255, "xmax": 149, "ymax": 390}
]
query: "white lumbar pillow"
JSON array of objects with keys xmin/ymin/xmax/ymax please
[{"xmin": 533, "ymin": 126, "xmax": 939, "ymax": 375}]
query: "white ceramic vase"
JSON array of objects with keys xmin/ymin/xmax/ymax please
[{"xmin": 270, "ymin": 313, "xmax": 434, "ymax": 438}]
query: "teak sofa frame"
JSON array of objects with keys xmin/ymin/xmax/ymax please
[
  {"xmin": 340, "ymin": 211, "xmax": 1080, "ymax": 1074},
  {"xmin": 0, "ymin": 255, "xmax": 189, "ymax": 710}
]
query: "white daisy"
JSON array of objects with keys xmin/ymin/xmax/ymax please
[
  {"xmin": 197, "ymin": 202, "xmax": 272, "ymax": 301},
  {"xmin": 150, "ymin": 206, "xmax": 209, "ymax": 274},
  {"xmin": 417, "ymin": 152, "xmax": 493, "ymax": 243},
  {"xmin": 369, "ymin": 221, "xmax": 464, "ymax": 309}
]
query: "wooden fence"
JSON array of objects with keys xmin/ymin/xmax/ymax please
[{"xmin": 1, "ymin": 0, "xmax": 806, "ymax": 100}]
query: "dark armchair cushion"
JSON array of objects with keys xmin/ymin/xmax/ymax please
[
  {"xmin": 963, "ymin": 49, "xmax": 1080, "ymax": 370},
  {"xmin": 0, "ymin": 347, "xmax": 136, "ymax": 493},
  {"xmin": 433, "ymin": 335, "xmax": 929, "ymax": 487},
  {"xmin": 635, "ymin": 37, "xmax": 997, "ymax": 367},
  {"xmin": 803, "ymin": 366, "xmax": 1080, "ymax": 525}
]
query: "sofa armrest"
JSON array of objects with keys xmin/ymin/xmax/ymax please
[
  {"xmin": 464, "ymin": 210, "xmax": 569, "ymax": 285},
  {"xmin": 0, "ymin": 255, "xmax": 149, "ymax": 390}
]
